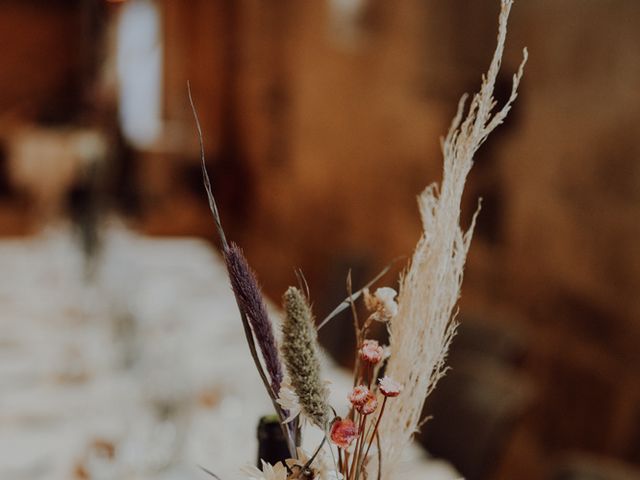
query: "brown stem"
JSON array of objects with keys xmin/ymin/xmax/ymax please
[
  {"xmin": 376, "ymin": 431, "xmax": 382, "ymax": 480},
  {"xmin": 290, "ymin": 436, "xmax": 326, "ymax": 478},
  {"xmin": 361, "ymin": 397, "xmax": 387, "ymax": 467},
  {"xmin": 189, "ymin": 89, "xmax": 294, "ymax": 458},
  {"xmin": 362, "ymin": 315, "xmax": 374, "ymax": 338},
  {"xmin": 239, "ymin": 310, "xmax": 296, "ymax": 458},
  {"xmin": 347, "ymin": 274, "xmax": 363, "ymax": 389},
  {"xmin": 344, "ymin": 450, "xmax": 351, "ymax": 480},
  {"xmin": 350, "ymin": 414, "xmax": 368, "ymax": 480}
]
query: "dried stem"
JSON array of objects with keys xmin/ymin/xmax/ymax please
[
  {"xmin": 361, "ymin": 397, "xmax": 387, "ymax": 470},
  {"xmin": 281, "ymin": 287, "xmax": 330, "ymax": 429},
  {"xmin": 317, "ymin": 258, "xmax": 403, "ymax": 331},
  {"xmin": 189, "ymin": 84, "xmax": 294, "ymax": 457}
]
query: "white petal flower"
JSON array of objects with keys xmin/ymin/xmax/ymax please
[
  {"xmin": 241, "ymin": 464, "xmax": 264, "ymax": 480},
  {"xmin": 374, "ymin": 287, "xmax": 398, "ymax": 319},
  {"xmin": 379, "ymin": 375, "xmax": 402, "ymax": 397},
  {"xmin": 276, "ymin": 375, "xmax": 301, "ymax": 424},
  {"xmin": 364, "ymin": 286, "xmax": 399, "ymax": 322},
  {"xmin": 241, "ymin": 460, "xmax": 288, "ymax": 480}
]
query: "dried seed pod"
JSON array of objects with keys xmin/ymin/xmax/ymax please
[
  {"xmin": 281, "ymin": 287, "xmax": 329, "ymax": 428},
  {"xmin": 225, "ymin": 242, "xmax": 283, "ymax": 395}
]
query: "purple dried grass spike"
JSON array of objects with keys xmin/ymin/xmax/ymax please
[{"xmin": 224, "ymin": 242, "xmax": 283, "ymax": 394}]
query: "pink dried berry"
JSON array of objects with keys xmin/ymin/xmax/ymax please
[
  {"xmin": 330, "ymin": 418, "xmax": 359, "ymax": 449},
  {"xmin": 359, "ymin": 339, "xmax": 383, "ymax": 364}
]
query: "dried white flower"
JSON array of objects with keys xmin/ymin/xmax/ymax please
[
  {"xmin": 374, "ymin": 287, "xmax": 398, "ymax": 318},
  {"xmin": 363, "ymin": 287, "xmax": 398, "ymax": 322},
  {"xmin": 348, "ymin": 385, "xmax": 371, "ymax": 407},
  {"xmin": 378, "ymin": 376, "xmax": 402, "ymax": 397},
  {"xmin": 276, "ymin": 374, "xmax": 302, "ymax": 424},
  {"xmin": 359, "ymin": 339, "xmax": 384, "ymax": 364},
  {"xmin": 241, "ymin": 460, "xmax": 288, "ymax": 480}
]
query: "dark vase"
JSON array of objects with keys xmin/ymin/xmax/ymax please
[{"xmin": 257, "ymin": 415, "xmax": 290, "ymax": 467}]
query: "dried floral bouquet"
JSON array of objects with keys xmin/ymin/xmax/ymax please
[{"xmin": 194, "ymin": 1, "xmax": 526, "ymax": 479}]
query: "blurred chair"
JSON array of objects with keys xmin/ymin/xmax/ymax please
[
  {"xmin": 419, "ymin": 315, "xmax": 533, "ymax": 480},
  {"xmin": 6, "ymin": 125, "xmax": 107, "ymax": 226}
]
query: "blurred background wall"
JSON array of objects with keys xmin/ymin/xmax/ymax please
[{"xmin": 0, "ymin": 1, "xmax": 639, "ymax": 479}]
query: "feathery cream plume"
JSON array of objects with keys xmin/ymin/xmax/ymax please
[
  {"xmin": 281, "ymin": 287, "xmax": 330, "ymax": 429},
  {"xmin": 378, "ymin": 0, "xmax": 527, "ymax": 475}
]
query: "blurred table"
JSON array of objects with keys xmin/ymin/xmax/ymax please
[{"xmin": 0, "ymin": 225, "xmax": 458, "ymax": 480}]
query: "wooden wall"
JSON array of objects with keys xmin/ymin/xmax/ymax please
[{"xmin": 0, "ymin": 1, "xmax": 83, "ymax": 122}]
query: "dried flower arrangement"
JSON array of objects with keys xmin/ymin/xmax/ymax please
[{"xmin": 193, "ymin": 1, "xmax": 526, "ymax": 479}]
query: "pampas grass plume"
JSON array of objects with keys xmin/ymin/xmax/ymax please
[{"xmin": 378, "ymin": 0, "xmax": 527, "ymax": 476}]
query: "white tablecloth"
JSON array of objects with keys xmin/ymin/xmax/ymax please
[{"xmin": 0, "ymin": 225, "xmax": 458, "ymax": 480}]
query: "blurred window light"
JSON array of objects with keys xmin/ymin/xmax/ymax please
[
  {"xmin": 116, "ymin": 0, "xmax": 162, "ymax": 149},
  {"xmin": 328, "ymin": 0, "xmax": 367, "ymax": 48}
]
